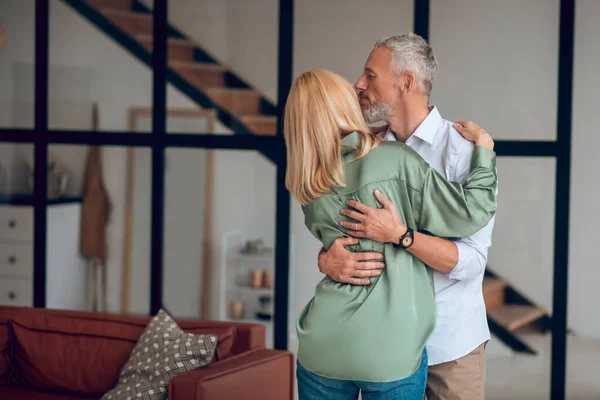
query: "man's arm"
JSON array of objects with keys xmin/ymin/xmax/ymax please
[
  {"xmin": 447, "ymin": 217, "xmax": 494, "ymax": 280},
  {"xmin": 340, "ymin": 191, "xmax": 458, "ymax": 275},
  {"xmin": 341, "ymin": 190, "xmax": 491, "ymax": 279},
  {"xmin": 406, "ymin": 233, "xmax": 458, "ymax": 274}
]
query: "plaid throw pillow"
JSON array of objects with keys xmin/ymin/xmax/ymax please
[{"xmin": 101, "ymin": 309, "xmax": 218, "ymax": 400}]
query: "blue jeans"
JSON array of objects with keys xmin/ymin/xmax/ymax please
[{"xmin": 296, "ymin": 349, "xmax": 428, "ymax": 400}]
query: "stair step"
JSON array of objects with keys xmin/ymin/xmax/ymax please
[
  {"xmin": 86, "ymin": 0, "xmax": 132, "ymax": 11},
  {"xmin": 169, "ymin": 61, "xmax": 226, "ymax": 72},
  {"xmin": 206, "ymin": 88, "xmax": 261, "ymax": 116},
  {"xmin": 136, "ymin": 35, "xmax": 196, "ymax": 47},
  {"xmin": 136, "ymin": 35, "xmax": 197, "ymax": 62},
  {"xmin": 488, "ymin": 305, "xmax": 547, "ymax": 332},
  {"xmin": 102, "ymin": 9, "xmax": 152, "ymax": 18},
  {"xmin": 170, "ymin": 61, "xmax": 226, "ymax": 89},
  {"xmin": 483, "ymin": 277, "xmax": 508, "ymax": 313},
  {"xmin": 103, "ymin": 9, "xmax": 153, "ymax": 36},
  {"xmin": 240, "ymin": 115, "xmax": 278, "ymax": 136}
]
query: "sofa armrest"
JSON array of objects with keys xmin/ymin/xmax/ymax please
[{"xmin": 168, "ymin": 349, "xmax": 294, "ymax": 400}]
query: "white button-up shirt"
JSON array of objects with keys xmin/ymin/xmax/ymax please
[{"xmin": 380, "ymin": 106, "xmax": 496, "ymax": 366}]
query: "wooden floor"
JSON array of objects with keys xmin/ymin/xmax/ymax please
[
  {"xmin": 289, "ymin": 333, "xmax": 600, "ymax": 399},
  {"xmin": 486, "ymin": 333, "xmax": 600, "ymax": 400}
]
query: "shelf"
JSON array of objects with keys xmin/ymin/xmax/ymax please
[{"xmin": 228, "ymin": 285, "xmax": 273, "ymax": 295}]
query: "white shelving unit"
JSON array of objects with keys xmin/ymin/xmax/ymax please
[{"xmin": 219, "ymin": 230, "xmax": 295, "ymax": 349}]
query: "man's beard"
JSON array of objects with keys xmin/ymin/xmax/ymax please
[{"xmin": 360, "ymin": 97, "xmax": 393, "ymax": 124}]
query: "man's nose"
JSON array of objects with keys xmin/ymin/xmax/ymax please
[{"xmin": 355, "ymin": 75, "xmax": 367, "ymax": 92}]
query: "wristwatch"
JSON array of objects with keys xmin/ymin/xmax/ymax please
[{"xmin": 394, "ymin": 227, "xmax": 414, "ymax": 249}]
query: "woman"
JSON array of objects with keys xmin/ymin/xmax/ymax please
[{"xmin": 284, "ymin": 69, "xmax": 497, "ymax": 400}]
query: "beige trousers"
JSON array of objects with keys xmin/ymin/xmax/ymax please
[{"xmin": 425, "ymin": 343, "xmax": 487, "ymax": 400}]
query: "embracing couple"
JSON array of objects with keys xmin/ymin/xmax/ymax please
[{"xmin": 284, "ymin": 33, "xmax": 497, "ymax": 400}]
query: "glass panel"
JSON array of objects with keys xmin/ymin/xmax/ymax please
[
  {"xmin": 0, "ymin": 0, "xmax": 35, "ymax": 129},
  {"xmin": 44, "ymin": 144, "xmax": 151, "ymax": 314},
  {"xmin": 163, "ymin": 149, "xmax": 283, "ymax": 348},
  {"xmin": 122, "ymin": 146, "xmax": 152, "ymax": 315},
  {"xmin": 568, "ymin": 1, "xmax": 600, "ymax": 398},
  {"xmin": 159, "ymin": 0, "xmax": 279, "ymax": 135},
  {"xmin": 49, "ymin": 0, "xmax": 154, "ymax": 132},
  {"xmin": 130, "ymin": 107, "xmax": 217, "ymax": 134},
  {"xmin": 485, "ymin": 157, "xmax": 556, "ymax": 400},
  {"xmin": 430, "ymin": 0, "xmax": 559, "ymax": 141},
  {"xmin": 0, "ymin": 143, "xmax": 34, "ymax": 307},
  {"xmin": 294, "ymin": 0, "xmax": 413, "ymax": 86}
]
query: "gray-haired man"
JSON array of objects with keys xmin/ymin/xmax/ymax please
[{"xmin": 318, "ymin": 33, "xmax": 496, "ymax": 400}]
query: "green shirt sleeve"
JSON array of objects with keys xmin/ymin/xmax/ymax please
[{"xmin": 418, "ymin": 146, "xmax": 497, "ymax": 238}]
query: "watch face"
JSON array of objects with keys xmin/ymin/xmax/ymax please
[{"xmin": 402, "ymin": 236, "xmax": 413, "ymax": 247}]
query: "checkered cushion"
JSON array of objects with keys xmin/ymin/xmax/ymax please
[{"xmin": 101, "ymin": 310, "xmax": 218, "ymax": 400}]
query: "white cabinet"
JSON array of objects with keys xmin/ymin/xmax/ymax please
[
  {"xmin": 0, "ymin": 278, "xmax": 33, "ymax": 307},
  {"xmin": 0, "ymin": 202, "xmax": 87, "ymax": 309},
  {"xmin": 0, "ymin": 204, "xmax": 34, "ymax": 308}
]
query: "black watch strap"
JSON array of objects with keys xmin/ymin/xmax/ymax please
[{"xmin": 394, "ymin": 227, "xmax": 414, "ymax": 249}]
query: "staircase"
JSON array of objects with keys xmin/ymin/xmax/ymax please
[
  {"xmin": 483, "ymin": 269, "xmax": 551, "ymax": 354},
  {"xmin": 63, "ymin": 0, "xmax": 278, "ymax": 139}
]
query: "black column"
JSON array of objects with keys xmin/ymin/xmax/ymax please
[
  {"xmin": 33, "ymin": 0, "xmax": 49, "ymax": 308},
  {"xmin": 551, "ymin": 0, "xmax": 575, "ymax": 399},
  {"xmin": 413, "ymin": 0, "xmax": 430, "ymax": 41},
  {"xmin": 150, "ymin": 0, "xmax": 168, "ymax": 315},
  {"xmin": 274, "ymin": 0, "xmax": 294, "ymax": 350}
]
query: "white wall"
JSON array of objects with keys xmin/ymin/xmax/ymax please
[
  {"xmin": 488, "ymin": 158, "xmax": 556, "ymax": 313},
  {"xmin": 430, "ymin": 0, "xmax": 559, "ymax": 141},
  {"xmin": 569, "ymin": 0, "xmax": 600, "ymax": 339}
]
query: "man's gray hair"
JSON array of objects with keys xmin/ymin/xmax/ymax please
[{"xmin": 374, "ymin": 33, "xmax": 438, "ymax": 97}]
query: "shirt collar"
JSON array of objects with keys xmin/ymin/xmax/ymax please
[
  {"xmin": 379, "ymin": 106, "xmax": 442, "ymax": 144},
  {"xmin": 412, "ymin": 106, "xmax": 442, "ymax": 144}
]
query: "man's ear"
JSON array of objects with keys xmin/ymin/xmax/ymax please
[{"xmin": 402, "ymin": 72, "xmax": 417, "ymax": 93}]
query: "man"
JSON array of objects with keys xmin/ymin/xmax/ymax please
[{"xmin": 318, "ymin": 33, "xmax": 496, "ymax": 400}]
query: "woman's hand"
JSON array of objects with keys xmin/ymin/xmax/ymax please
[{"xmin": 453, "ymin": 121, "xmax": 494, "ymax": 150}]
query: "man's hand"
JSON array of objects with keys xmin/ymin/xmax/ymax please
[
  {"xmin": 318, "ymin": 237, "xmax": 385, "ymax": 285},
  {"xmin": 339, "ymin": 190, "xmax": 407, "ymax": 244}
]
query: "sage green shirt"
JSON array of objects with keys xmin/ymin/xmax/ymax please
[{"xmin": 296, "ymin": 131, "xmax": 497, "ymax": 382}]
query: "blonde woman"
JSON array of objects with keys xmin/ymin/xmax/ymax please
[{"xmin": 285, "ymin": 69, "xmax": 497, "ymax": 400}]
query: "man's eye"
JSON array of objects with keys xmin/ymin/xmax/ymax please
[{"xmin": 368, "ymin": 75, "xmax": 375, "ymax": 80}]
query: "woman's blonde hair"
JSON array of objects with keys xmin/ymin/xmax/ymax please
[{"xmin": 284, "ymin": 69, "xmax": 381, "ymax": 205}]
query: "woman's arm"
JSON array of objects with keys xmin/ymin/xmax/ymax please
[{"xmin": 418, "ymin": 145, "xmax": 497, "ymax": 238}]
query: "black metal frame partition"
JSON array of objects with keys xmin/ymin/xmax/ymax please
[
  {"xmin": 0, "ymin": 0, "xmax": 292, "ymax": 349},
  {"xmin": 0, "ymin": 0, "xmax": 573, "ymax": 398},
  {"xmin": 416, "ymin": 1, "xmax": 574, "ymax": 400}
]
